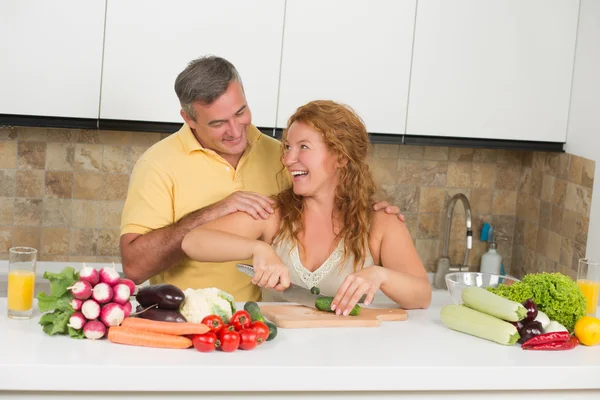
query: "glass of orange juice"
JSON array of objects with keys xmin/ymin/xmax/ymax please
[
  {"xmin": 577, "ymin": 258, "xmax": 600, "ymax": 316},
  {"xmin": 7, "ymin": 247, "xmax": 37, "ymax": 319}
]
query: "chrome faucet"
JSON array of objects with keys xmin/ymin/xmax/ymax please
[{"xmin": 434, "ymin": 193, "xmax": 472, "ymax": 289}]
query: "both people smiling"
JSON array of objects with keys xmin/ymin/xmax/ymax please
[{"xmin": 121, "ymin": 55, "xmax": 431, "ymax": 310}]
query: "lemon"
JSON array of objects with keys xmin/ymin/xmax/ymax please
[{"xmin": 574, "ymin": 315, "xmax": 600, "ymax": 346}]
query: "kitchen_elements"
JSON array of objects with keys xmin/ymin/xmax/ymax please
[{"xmin": 1, "ymin": 261, "xmax": 599, "ymax": 399}]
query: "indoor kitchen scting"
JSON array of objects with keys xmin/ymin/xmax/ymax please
[{"xmin": 1, "ymin": 0, "xmax": 600, "ymax": 398}]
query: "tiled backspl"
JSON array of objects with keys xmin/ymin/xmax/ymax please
[
  {"xmin": 368, "ymin": 144, "xmax": 594, "ymax": 279},
  {"xmin": 0, "ymin": 126, "xmax": 167, "ymax": 262},
  {"xmin": 0, "ymin": 126, "xmax": 594, "ymax": 280}
]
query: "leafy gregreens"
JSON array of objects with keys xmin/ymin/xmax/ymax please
[
  {"xmin": 36, "ymin": 267, "xmax": 82, "ymax": 337},
  {"xmin": 488, "ymin": 272, "xmax": 587, "ymax": 332}
]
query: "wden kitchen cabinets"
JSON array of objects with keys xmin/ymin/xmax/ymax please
[
  {"xmin": 0, "ymin": 1, "xmax": 582, "ymax": 144},
  {"xmin": 406, "ymin": 0, "xmax": 580, "ymax": 142},
  {"xmin": 0, "ymin": 0, "xmax": 106, "ymax": 119},
  {"xmin": 100, "ymin": 0, "xmax": 284, "ymax": 128},
  {"xmin": 277, "ymin": 0, "xmax": 416, "ymax": 134}
]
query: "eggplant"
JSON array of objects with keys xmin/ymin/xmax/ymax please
[
  {"xmin": 518, "ymin": 320, "xmax": 543, "ymax": 344},
  {"xmin": 509, "ymin": 320, "xmax": 524, "ymax": 331},
  {"xmin": 136, "ymin": 284, "xmax": 185, "ymax": 309},
  {"xmin": 522, "ymin": 298, "xmax": 538, "ymax": 323},
  {"xmin": 134, "ymin": 305, "xmax": 187, "ymax": 323}
]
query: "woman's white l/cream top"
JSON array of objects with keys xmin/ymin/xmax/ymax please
[{"xmin": 261, "ymin": 237, "xmax": 392, "ymax": 303}]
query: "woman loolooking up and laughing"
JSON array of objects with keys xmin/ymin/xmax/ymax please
[{"xmin": 182, "ymin": 100, "xmax": 431, "ymax": 314}]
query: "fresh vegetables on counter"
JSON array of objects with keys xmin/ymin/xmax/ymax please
[
  {"xmin": 36, "ymin": 267, "xmax": 82, "ymax": 338},
  {"xmin": 121, "ymin": 316, "xmax": 210, "ymax": 335},
  {"xmin": 179, "ymin": 287, "xmax": 237, "ymax": 323},
  {"xmin": 134, "ymin": 284, "xmax": 188, "ymax": 322},
  {"xmin": 315, "ymin": 296, "xmax": 361, "ymax": 316},
  {"xmin": 36, "ymin": 264, "xmax": 135, "ymax": 340},
  {"xmin": 440, "ymin": 286, "xmax": 581, "ymax": 351},
  {"xmin": 108, "ymin": 301, "xmax": 279, "ymax": 352},
  {"xmin": 191, "ymin": 305, "xmax": 277, "ymax": 353},
  {"xmin": 574, "ymin": 316, "xmax": 600, "ymax": 346},
  {"xmin": 520, "ymin": 331, "xmax": 573, "ymax": 349},
  {"xmin": 461, "ymin": 286, "xmax": 527, "ymax": 322},
  {"xmin": 441, "ymin": 270, "xmax": 600, "ymax": 351},
  {"xmin": 36, "ymin": 272, "xmax": 280, "ymax": 353},
  {"xmin": 245, "ymin": 301, "xmax": 277, "ymax": 341},
  {"xmin": 108, "ymin": 323, "xmax": 196, "ymax": 349},
  {"xmin": 487, "ymin": 272, "xmax": 586, "ymax": 333},
  {"xmin": 136, "ymin": 284, "xmax": 185, "ymax": 310},
  {"xmin": 131, "ymin": 285, "xmax": 238, "ymax": 325},
  {"xmin": 524, "ymin": 335, "xmax": 581, "ymax": 351},
  {"xmin": 440, "ymin": 304, "xmax": 520, "ymax": 346},
  {"xmin": 134, "ymin": 304, "xmax": 188, "ymax": 322},
  {"xmin": 439, "ymin": 271, "xmax": 600, "ymax": 350}
]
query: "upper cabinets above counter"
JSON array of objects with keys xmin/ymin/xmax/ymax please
[
  {"xmin": 0, "ymin": 0, "xmax": 580, "ymax": 144},
  {"xmin": 407, "ymin": 0, "xmax": 579, "ymax": 143},
  {"xmin": 277, "ymin": 0, "xmax": 416, "ymax": 135},
  {"xmin": 0, "ymin": 0, "xmax": 106, "ymax": 119},
  {"xmin": 100, "ymin": 0, "xmax": 285, "ymax": 129}
]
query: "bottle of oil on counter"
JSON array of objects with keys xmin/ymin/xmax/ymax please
[{"xmin": 479, "ymin": 226, "xmax": 502, "ymax": 275}]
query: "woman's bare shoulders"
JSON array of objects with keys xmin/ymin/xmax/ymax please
[
  {"xmin": 369, "ymin": 209, "xmax": 403, "ymax": 235},
  {"xmin": 368, "ymin": 210, "xmax": 409, "ymax": 264}
]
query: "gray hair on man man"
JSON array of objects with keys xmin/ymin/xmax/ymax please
[{"xmin": 174, "ymin": 55, "xmax": 244, "ymax": 120}]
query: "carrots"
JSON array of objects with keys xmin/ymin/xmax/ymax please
[
  {"xmin": 106, "ymin": 317, "xmax": 210, "ymax": 350},
  {"xmin": 120, "ymin": 317, "xmax": 210, "ymax": 335},
  {"xmin": 108, "ymin": 326, "xmax": 193, "ymax": 349}
]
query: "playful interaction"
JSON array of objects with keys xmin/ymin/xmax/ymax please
[{"xmin": 120, "ymin": 55, "xmax": 430, "ymax": 312}]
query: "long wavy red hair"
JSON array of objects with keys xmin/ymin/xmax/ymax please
[{"xmin": 273, "ymin": 100, "xmax": 377, "ymax": 272}]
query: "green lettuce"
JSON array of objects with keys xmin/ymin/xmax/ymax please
[{"xmin": 488, "ymin": 272, "xmax": 587, "ymax": 332}]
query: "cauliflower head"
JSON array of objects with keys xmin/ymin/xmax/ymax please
[{"xmin": 179, "ymin": 287, "xmax": 236, "ymax": 323}]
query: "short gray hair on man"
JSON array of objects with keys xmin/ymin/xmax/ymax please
[{"xmin": 174, "ymin": 55, "xmax": 243, "ymax": 120}]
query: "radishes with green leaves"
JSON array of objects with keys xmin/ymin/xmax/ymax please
[
  {"xmin": 70, "ymin": 298, "xmax": 83, "ymax": 311},
  {"xmin": 67, "ymin": 312, "xmax": 86, "ymax": 330},
  {"xmin": 92, "ymin": 282, "xmax": 113, "ymax": 304},
  {"xmin": 99, "ymin": 265, "xmax": 121, "ymax": 286},
  {"xmin": 69, "ymin": 280, "xmax": 93, "ymax": 300},
  {"xmin": 119, "ymin": 278, "xmax": 136, "ymax": 295},
  {"xmin": 83, "ymin": 320, "xmax": 106, "ymax": 340},
  {"xmin": 112, "ymin": 283, "xmax": 131, "ymax": 305},
  {"xmin": 38, "ymin": 263, "xmax": 132, "ymax": 341},
  {"xmin": 79, "ymin": 263, "xmax": 100, "ymax": 286},
  {"xmin": 122, "ymin": 301, "xmax": 132, "ymax": 318},
  {"xmin": 100, "ymin": 303, "xmax": 125, "ymax": 327},
  {"xmin": 82, "ymin": 299, "xmax": 101, "ymax": 320}
]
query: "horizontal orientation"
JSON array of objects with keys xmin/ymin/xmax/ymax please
[{"xmin": 0, "ymin": 114, "xmax": 565, "ymax": 152}]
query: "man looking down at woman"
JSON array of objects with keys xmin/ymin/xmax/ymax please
[{"xmin": 182, "ymin": 100, "xmax": 431, "ymax": 314}]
